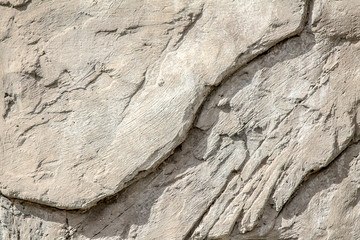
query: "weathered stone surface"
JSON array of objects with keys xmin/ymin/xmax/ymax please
[
  {"xmin": 0, "ymin": 0, "xmax": 307, "ymax": 209},
  {"xmin": 1, "ymin": 0, "xmax": 360, "ymax": 239}
]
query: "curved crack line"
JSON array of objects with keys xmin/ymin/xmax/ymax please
[
  {"xmin": 181, "ymin": 1, "xmax": 313, "ymax": 237},
  {"xmin": 1, "ymin": 0, "xmax": 310, "ymax": 214}
]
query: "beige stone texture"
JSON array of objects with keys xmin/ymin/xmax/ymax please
[{"xmin": 1, "ymin": 0, "xmax": 360, "ymax": 239}]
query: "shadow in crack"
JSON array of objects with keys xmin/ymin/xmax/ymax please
[
  {"xmin": 0, "ymin": 193, "xmax": 69, "ymax": 238},
  {"xmin": 71, "ymin": 127, "xmax": 209, "ymax": 239},
  {"xmin": 228, "ymin": 89, "xmax": 358, "ymax": 240},
  {"xmin": 280, "ymin": 141, "xmax": 359, "ymax": 218},
  {"xmin": 262, "ymin": 141, "xmax": 360, "ymax": 239},
  {"xmin": 0, "ymin": 128, "xmax": 209, "ymax": 239}
]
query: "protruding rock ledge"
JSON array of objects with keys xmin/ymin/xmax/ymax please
[{"xmin": 0, "ymin": 0, "xmax": 307, "ymax": 209}]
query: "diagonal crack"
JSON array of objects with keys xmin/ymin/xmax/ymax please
[
  {"xmin": 184, "ymin": 171, "xmax": 240, "ymax": 240},
  {"xmin": 173, "ymin": 4, "xmax": 204, "ymax": 49},
  {"xmin": 276, "ymin": 127, "xmax": 360, "ymax": 219}
]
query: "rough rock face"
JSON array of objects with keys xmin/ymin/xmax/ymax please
[
  {"xmin": 0, "ymin": 0, "xmax": 308, "ymax": 210},
  {"xmin": 0, "ymin": 0, "xmax": 360, "ymax": 239}
]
